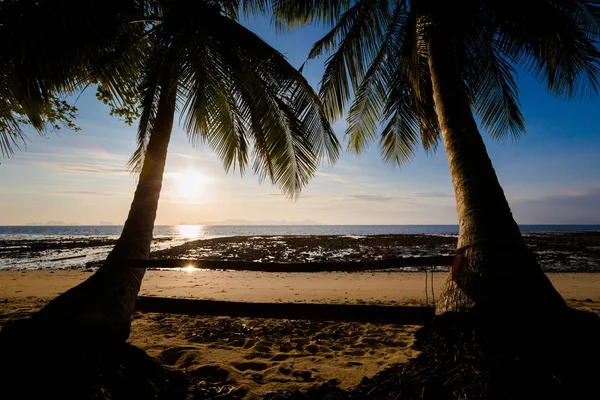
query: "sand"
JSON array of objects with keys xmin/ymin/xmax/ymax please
[
  {"xmin": 4, "ymin": 270, "xmax": 600, "ymax": 303},
  {"xmin": 1, "ymin": 270, "xmax": 600, "ymax": 399}
]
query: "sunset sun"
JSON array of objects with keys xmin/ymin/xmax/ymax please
[{"xmin": 176, "ymin": 171, "xmax": 207, "ymax": 199}]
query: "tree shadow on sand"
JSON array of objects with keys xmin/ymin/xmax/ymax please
[
  {"xmin": 2, "ymin": 305, "xmax": 600, "ymax": 399},
  {"xmin": 278, "ymin": 308, "xmax": 600, "ymax": 400}
]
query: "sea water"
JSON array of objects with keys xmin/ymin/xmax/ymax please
[{"xmin": 0, "ymin": 225, "xmax": 599, "ymax": 270}]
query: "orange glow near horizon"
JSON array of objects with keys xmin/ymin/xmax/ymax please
[
  {"xmin": 183, "ymin": 264, "xmax": 196, "ymax": 272},
  {"xmin": 178, "ymin": 224, "xmax": 203, "ymax": 239}
]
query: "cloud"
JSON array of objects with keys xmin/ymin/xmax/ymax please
[
  {"xmin": 267, "ymin": 193, "xmax": 315, "ymax": 198},
  {"xmin": 345, "ymin": 194, "xmax": 393, "ymax": 202},
  {"xmin": 170, "ymin": 153, "xmax": 194, "ymax": 159},
  {"xmin": 511, "ymin": 188, "xmax": 600, "ymax": 224},
  {"xmin": 314, "ymin": 171, "xmax": 351, "ymax": 184},
  {"xmin": 53, "ymin": 190, "xmax": 120, "ymax": 197},
  {"xmin": 41, "ymin": 162, "xmax": 127, "ymax": 175},
  {"xmin": 15, "ymin": 150, "xmax": 126, "ymax": 163},
  {"xmin": 342, "ymin": 192, "xmax": 452, "ymax": 203},
  {"xmin": 412, "ymin": 191, "xmax": 453, "ymax": 198},
  {"xmin": 24, "ymin": 221, "xmax": 69, "ymax": 226}
]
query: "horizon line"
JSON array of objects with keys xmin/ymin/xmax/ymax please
[{"xmin": 3, "ymin": 223, "xmax": 600, "ymax": 227}]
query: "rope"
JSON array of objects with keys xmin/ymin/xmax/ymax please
[
  {"xmin": 454, "ymin": 237, "xmax": 492, "ymax": 254},
  {"xmin": 430, "ymin": 270, "xmax": 435, "ymax": 305},
  {"xmin": 451, "ymin": 237, "xmax": 529, "ymax": 281},
  {"xmin": 425, "ymin": 269, "xmax": 429, "ymax": 306},
  {"xmin": 454, "ymin": 236, "xmax": 528, "ymax": 254},
  {"xmin": 424, "ymin": 267, "xmax": 436, "ymax": 308}
]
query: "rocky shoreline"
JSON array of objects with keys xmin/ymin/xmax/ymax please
[{"xmin": 1, "ymin": 232, "xmax": 599, "ymax": 272}]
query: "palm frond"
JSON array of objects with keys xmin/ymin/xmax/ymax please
[
  {"xmin": 180, "ymin": 40, "xmax": 249, "ymax": 174},
  {"xmin": 490, "ymin": 0, "xmax": 600, "ymax": 98},
  {"xmin": 379, "ymin": 97, "xmax": 421, "ymax": 167},
  {"xmin": 381, "ymin": 68, "xmax": 437, "ymax": 166},
  {"xmin": 346, "ymin": 5, "xmax": 405, "ymax": 153},
  {"xmin": 385, "ymin": 10, "xmax": 440, "ymax": 156},
  {"xmin": 341, "ymin": 3, "xmax": 438, "ymax": 160},
  {"xmin": 571, "ymin": 0, "xmax": 600, "ymax": 37},
  {"xmin": 0, "ymin": 99, "xmax": 26, "ymax": 156},
  {"xmin": 314, "ymin": 0, "xmax": 393, "ymax": 120},
  {"xmin": 273, "ymin": 0, "xmax": 353, "ymax": 31},
  {"xmin": 175, "ymin": 13, "xmax": 339, "ymax": 197},
  {"xmin": 128, "ymin": 44, "xmax": 164, "ymax": 173},
  {"xmin": 463, "ymin": 31, "xmax": 525, "ymax": 141},
  {"xmin": 0, "ymin": 0, "xmax": 148, "ymax": 150},
  {"xmin": 237, "ymin": 0, "xmax": 271, "ymax": 18}
]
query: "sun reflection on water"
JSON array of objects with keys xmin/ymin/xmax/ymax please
[{"xmin": 178, "ymin": 224, "xmax": 203, "ymax": 239}]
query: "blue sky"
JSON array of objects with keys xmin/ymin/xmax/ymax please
[{"xmin": 1, "ymin": 18, "xmax": 600, "ymax": 226}]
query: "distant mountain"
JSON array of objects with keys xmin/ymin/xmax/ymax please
[{"xmin": 180, "ymin": 219, "xmax": 323, "ymax": 226}]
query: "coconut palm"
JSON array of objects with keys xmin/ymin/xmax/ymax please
[
  {"xmin": 1, "ymin": 0, "xmax": 339, "ymax": 341},
  {"xmin": 0, "ymin": 0, "xmax": 148, "ymax": 155},
  {"xmin": 275, "ymin": 0, "xmax": 600, "ymax": 313}
]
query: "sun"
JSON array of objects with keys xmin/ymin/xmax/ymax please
[{"xmin": 176, "ymin": 171, "xmax": 207, "ymax": 199}]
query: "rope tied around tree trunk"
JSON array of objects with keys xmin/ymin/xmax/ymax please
[
  {"xmin": 451, "ymin": 238, "xmax": 493, "ymax": 279},
  {"xmin": 451, "ymin": 237, "xmax": 528, "ymax": 278},
  {"xmin": 454, "ymin": 238, "xmax": 494, "ymax": 255}
]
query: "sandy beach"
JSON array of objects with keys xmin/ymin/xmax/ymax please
[
  {"xmin": 2, "ymin": 270, "xmax": 600, "ymax": 398},
  {"xmin": 3, "ymin": 270, "xmax": 600, "ymax": 303}
]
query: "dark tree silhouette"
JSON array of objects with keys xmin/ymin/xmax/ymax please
[
  {"xmin": 275, "ymin": 0, "xmax": 600, "ymax": 314},
  {"xmin": 1, "ymin": 0, "xmax": 338, "ymax": 341}
]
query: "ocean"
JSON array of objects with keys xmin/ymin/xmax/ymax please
[
  {"xmin": 1, "ymin": 224, "xmax": 600, "ymax": 239},
  {"xmin": 1, "ymin": 225, "xmax": 599, "ymax": 271}
]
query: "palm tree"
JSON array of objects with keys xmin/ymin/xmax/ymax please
[
  {"xmin": 275, "ymin": 0, "xmax": 600, "ymax": 314},
  {"xmin": 1, "ymin": 0, "xmax": 339, "ymax": 341},
  {"xmin": 0, "ymin": 0, "xmax": 148, "ymax": 155}
]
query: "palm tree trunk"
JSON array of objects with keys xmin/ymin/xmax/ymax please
[
  {"xmin": 426, "ymin": 29, "xmax": 567, "ymax": 315},
  {"xmin": 25, "ymin": 83, "xmax": 177, "ymax": 342}
]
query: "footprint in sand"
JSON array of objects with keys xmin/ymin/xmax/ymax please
[
  {"xmin": 360, "ymin": 337, "xmax": 381, "ymax": 346},
  {"xmin": 278, "ymin": 366, "xmax": 292, "ymax": 375},
  {"xmin": 270, "ymin": 353, "xmax": 291, "ymax": 361},
  {"xmin": 292, "ymin": 370, "xmax": 315, "ymax": 382},
  {"xmin": 304, "ymin": 344, "xmax": 320, "ymax": 354},
  {"xmin": 342, "ymin": 349, "xmax": 365, "ymax": 356},
  {"xmin": 189, "ymin": 364, "xmax": 230, "ymax": 383},
  {"xmin": 158, "ymin": 346, "xmax": 196, "ymax": 366},
  {"xmin": 180, "ymin": 354, "xmax": 196, "ymax": 369},
  {"xmin": 383, "ymin": 339, "xmax": 408, "ymax": 348},
  {"xmin": 254, "ymin": 344, "xmax": 272, "ymax": 353},
  {"xmin": 271, "ymin": 377, "xmax": 292, "ymax": 383},
  {"xmin": 244, "ymin": 352, "xmax": 272, "ymax": 360},
  {"xmin": 232, "ymin": 361, "xmax": 270, "ymax": 372}
]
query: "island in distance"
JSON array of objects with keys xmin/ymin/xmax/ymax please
[{"xmin": 179, "ymin": 219, "xmax": 324, "ymax": 226}]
